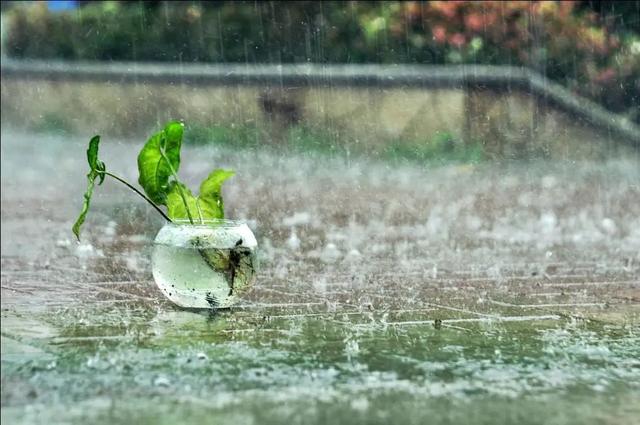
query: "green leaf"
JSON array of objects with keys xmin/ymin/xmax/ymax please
[
  {"xmin": 166, "ymin": 181, "xmax": 200, "ymax": 221},
  {"xmin": 197, "ymin": 168, "xmax": 235, "ymax": 219},
  {"xmin": 137, "ymin": 121, "xmax": 184, "ymax": 205},
  {"xmin": 72, "ymin": 135, "xmax": 105, "ymax": 241},
  {"xmin": 87, "ymin": 135, "xmax": 100, "ymax": 169},
  {"xmin": 95, "ymin": 161, "xmax": 106, "ymax": 185},
  {"xmin": 72, "ymin": 177, "xmax": 96, "ymax": 241},
  {"xmin": 87, "ymin": 135, "xmax": 107, "ymax": 184}
]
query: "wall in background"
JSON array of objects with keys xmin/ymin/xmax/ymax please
[{"xmin": 1, "ymin": 60, "xmax": 637, "ymax": 159}]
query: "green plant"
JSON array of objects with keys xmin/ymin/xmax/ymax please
[
  {"xmin": 184, "ymin": 122, "xmax": 486, "ymax": 164},
  {"xmin": 72, "ymin": 121, "xmax": 234, "ymax": 241},
  {"xmin": 5, "ymin": 1, "xmax": 637, "ymax": 122},
  {"xmin": 184, "ymin": 123, "xmax": 260, "ymax": 148},
  {"xmin": 286, "ymin": 126, "xmax": 345, "ymax": 155},
  {"xmin": 384, "ymin": 132, "xmax": 484, "ymax": 164}
]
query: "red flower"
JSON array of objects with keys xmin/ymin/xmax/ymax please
[
  {"xmin": 432, "ymin": 1, "xmax": 463, "ymax": 19},
  {"xmin": 465, "ymin": 13, "xmax": 484, "ymax": 32},
  {"xmin": 432, "ymin": 25, "xmax": 447, "ymax": 44}
]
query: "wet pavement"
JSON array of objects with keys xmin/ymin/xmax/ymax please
[{"xmin": 1, "ymin": 129, "xmax": 639, "ymax": 424}]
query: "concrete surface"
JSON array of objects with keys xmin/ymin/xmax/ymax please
[{"xmin": 1, "ymin": 129, "xmax": 639, "ymax": 424}]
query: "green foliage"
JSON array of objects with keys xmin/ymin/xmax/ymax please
[
  {"xmin": 286, "ymin": 126, "xmax": 344, "ymax": 155},
  {"xmin": 187, "ymin": 123, "xmax": 484, "ymax": 165},
  {"xmin": 137, "ymin": 121, "xmax": 184, "ymax": 205},
  {"xmin": 184, "ymin": 124, "xmax": 260, "ymax": 148},
  {"xmin": 166, "ymin": 182, "xmax": 199, "ymax": 222},
  {"xmin": 135, "ymin": 121, "xmax": 236, "ymax": 223},
  {"xmin": 72, "ymin": 136, "xmax": 106, "ymax": 241},
  {"xmin": 165, "ymin": 168, "xmax": 234, "ymax": 222},
  {"xmin": 384, "ymin": 132, "xmax": 484, "ymax": 165},
  {"xmin": 5, "ymin": 1, "xmax": 637, "ymax": 122},
  {"xmin": 198, "ymin": 169, "xmax": 236, "ymax": 220},
  {"xmin": 72, "ymin": 121, "xmax": 236, "ymax": 240}
]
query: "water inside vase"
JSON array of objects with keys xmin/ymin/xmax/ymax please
[{"xmin": 152, "ymin": 240, "xmax": 257, "ymax": 309}]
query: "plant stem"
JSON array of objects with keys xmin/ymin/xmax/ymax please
[
  {"xmin": 195, "ymin": 199, "xmax": 205, "ymax": 224},
  {"xmin": 159, "ymin": 150, "xmax": 194, "ymax": 224},
  {"xmin": 100, "ymin": 171, "xmax": 172, "ymax": 222},
  {"xmin": 175, "ymin": 184, "xmax": 194, "ymax": 224}
]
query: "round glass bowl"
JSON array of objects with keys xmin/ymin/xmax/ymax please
[{"xmin": 152, "ymin": 219, "xmax": 258, "ymax": 309}]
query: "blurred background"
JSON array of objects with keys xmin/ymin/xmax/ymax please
[{"xmin": 1, "ymin": 0, "xmax": 639, "ymax": 160}]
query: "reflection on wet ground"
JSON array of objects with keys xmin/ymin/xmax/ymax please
[{"xmin": 1, "ymin": 130, "xmax": 639, "ymax": 424}]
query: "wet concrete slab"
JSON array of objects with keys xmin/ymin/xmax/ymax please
[{"xmin": 1, "ymin": 130, "xmax": 639, "ymax": 424}]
